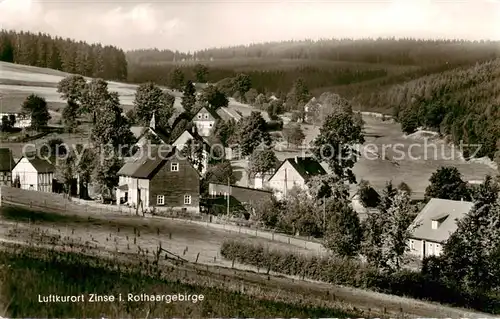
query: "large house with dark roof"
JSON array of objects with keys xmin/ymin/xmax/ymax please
[
  {"xmin": 407, "ymin": 198, "xmax": 474, "ymax": 259},
  {"xmin": 267, "ymin": 156, "xmax": 327, "ymax": 199},
  {"xmin": 116, "ymin": 145, "xmax": 200, "ymax": 213},
  {"xmin": 0, "ymin": 94, "xmax": 32, "ymax": 128},
  {"xmin": 11, "ymin": 156, "xmax": 55, "ymax": 192},
  {"xmin": 0, "ymin": 148, "xmax": 15, "ymax": 186}
]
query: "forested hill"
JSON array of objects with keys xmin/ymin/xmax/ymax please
[
  {"xmin": 0, "ymin": 30, "xmax": 127, "ymax": 81},
  {"xmin": 370, "ymin": 58, "xmax": 500, "ymax": 160},
  {"xmin": 126, "ymin": 38, "xmax": 500, "ymax": 100},
  {"xmin": 127, "ymin": 38, "xmax": 500, "ymax": 66}
]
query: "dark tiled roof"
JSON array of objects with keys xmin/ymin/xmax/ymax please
[
  {"xmin": 288, "ymin": 156, "xmax": 326, "ymax": 180},
  {"xmin": 24, "ymin": 157, "xmax": 55, "ymax": 172},
  {"xmin": 117, "ymin": 145, "xmax": 176, "ymax": 179},
  {"xmin": 0, "ymin": 94, "xmax": 28, "ymax": 114},
  {"xmin": 193, "ymin": 106, "xmax": 221, "ymax": 121},
  {"xmin": 271, "ymin": 156, "xmax": 326, "ymax": 182},
  {"xmin": 0, "ymin": 148, "xmax": 15, "ymax": 172}
]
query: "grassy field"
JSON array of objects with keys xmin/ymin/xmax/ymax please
[
  {"xmin": 0, "ymin": 243, "xmax": 363, "ymax": 318},
  {"xmin": 0, "ymin": 202, "xmax": 495, "ymax": 318},
  {"xmin": 270, "ymin": 115, "xmax": 497, "ymax": 196}
]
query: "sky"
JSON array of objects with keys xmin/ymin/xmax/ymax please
[{"xmin": 0, "ymin": 0, "xmax": 499, "ymax": 52}]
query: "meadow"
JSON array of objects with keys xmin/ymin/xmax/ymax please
[
  {"xmin": 0, "ymin": 242, "xmax": 362, "ymax": 318},
  {"xmin": 0, "ymin": 202, "xmax": 491, "ymax": 318}
]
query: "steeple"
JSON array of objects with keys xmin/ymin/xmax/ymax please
[{"xmin": 149, "ymin": 112, "xmax": 156, "ymax": 130}]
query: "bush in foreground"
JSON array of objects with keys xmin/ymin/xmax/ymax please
[{"xmin": 220, "ymin": 240, "xmax": 500, "ymax": 314}]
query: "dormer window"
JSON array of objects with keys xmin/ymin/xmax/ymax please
[{"xmin": 431, "ymin": 214, "xmax": 449, "ymax": 230}]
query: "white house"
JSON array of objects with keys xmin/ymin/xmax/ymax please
[
  {"xmin": 267, "ymin": 156, "xmax": 326, "ymax": 200},
  {"xmin": 0, "ymin": 95, "xmax": 32, "ymax": 128},
  {"xmin": 12, "ymin": 156, "xmax": 55, "ymax": 192},
  {"xmin": 191, "ymin": 106, "xmax": 221, "ymax": 137},
  {"xmin": 407, "ymin": 198, "xmax": 474, "ymax": 259},
  {"xmin": 171, "ymin": 127, "xmax": 211, "ymax": 175}
]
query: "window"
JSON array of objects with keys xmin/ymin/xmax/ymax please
[
  {"xmin": 431, "ymin": 220, "xmax": 439, "ymax": 229},
  {"xmin": 157, "ymin": 195, "xmax": 165, "ymax": 205},
  {"xmin": 197, "ymin": 114, "xmax": 202, "ymax": 119},
  {"xmin": 204, "ymin": 114, "xmax": 209, "ymax": 119},
  {"xmin": 184, "ymin": 195, "xmax": 192, "ymax": 205},
  {"xmin": 171, "ymin": 163, "xmax": 179, "ymax": 171},
  {"xmin": 209, "ymin": 123, "xmax": 213, "ymax": 127}
]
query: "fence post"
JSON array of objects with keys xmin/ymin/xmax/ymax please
[{"xmin": 195, "ymin": 253, "xmax": 200, "ymax": 263}]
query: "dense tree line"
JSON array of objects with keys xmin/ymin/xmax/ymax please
[
  {"xmin": 127, "ymin": 62, "xmax": 387, "ymax": 94},
  {"xmin": 0, "ymin": 30, "xmax": 127, "ymax": 80},
  {"xmin": 364, "ymin": 58, "xmax": 500, "ymax": 160},
  {"xmin": 128, "ymin": 38, "xmax": 500, "ymax": 66}
]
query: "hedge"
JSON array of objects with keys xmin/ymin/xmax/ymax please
[{"xmin": 220, "ymin": 240, "xmax": 500, "ymax": 314}]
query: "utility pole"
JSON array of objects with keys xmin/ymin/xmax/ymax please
[
  {"xmin": 284, "ymin": 168, "xmax": 287, "ymax": 198},
  {"xmin": 227, "ymin": 177, "xmax": 230, "ymax": 215},
  {"xmin": 323, "ymin": 195, "xmax": 326, "ymax": 233}
]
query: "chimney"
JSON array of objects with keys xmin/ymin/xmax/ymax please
[
  {"xmin": 192, "ymin": 126, "xmax": 195, "ymax": 134},
  {"xmin": 294, "ymin": 156, "xmax": 298, "ymax": 163}
]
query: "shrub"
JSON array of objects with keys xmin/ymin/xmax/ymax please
[{"xmin": 220, "ymin": 239, "xmax": 500, "ymax": 314}]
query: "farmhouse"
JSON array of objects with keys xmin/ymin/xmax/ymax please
[
  {"xmin": 11, "ymin": 156, "xmax": 55, "ymax": 192},
  {"xmin": 171, "ymin": 127, "xmax": 213, "ymax": 175},
  {"xmin": 407, "ymin": 198, "xmax": 474, "ymax": 259},
  {"xmin": 130, "ymin": 114, "xmax": 169, "ymax": 148},
  {"xmin": 0, "ymin": 148, "xmax": 15, "ymax": 186},
  {"xmin": 208, "ymin": 183, "xmax": 273, "ymax": 215},
  {"xmin": 116, "ymin": 145, "xmax": 200, "ymax": 213},
  {"xmin": 0, "ymin": 95, "xmax": 32, "ymax": 128},
  {"xmin": 267, "ymin": 156, "xmax": 327, "ymax": 200}
]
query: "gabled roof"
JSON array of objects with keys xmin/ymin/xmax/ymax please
[
  {"xmin": 131, "ymin": 126, "xmax": 169, "ymax": 144},
  {"xmin": 117, "ymin": 145, "xmax": 177, "ymax": 179},
  {"xmin": 193, "ymin": 106, "xmax": 221, "ymax": 121},
  {"xmin": 270, "ymin": 156, "xmax": 327, "ymax": 182},
  {"xmin": 0, "ymin": 94, "xmax": 27, "ymax": 114},
  {"xmin": 0, "ymin": 148, "xmax": 15, "ymax": 172},
  {"xmin": 409, "ymin": 198, "xmax": 474, "ymax": 243},
  {"xmin": 216, "ymin": 107, "xmax": 241, "ymax": 122},
  {"xmin": 15, "ymin": 156, "xmax": 55, "ymax": 172}
]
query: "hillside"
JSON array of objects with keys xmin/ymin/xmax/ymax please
[
  {"xmin": 126, "ymin": 39, "xmax": 500, "ymax": 103},
  {"xmin": 364, "ymin": 58, "xmax": 500, "ymax": 160}
]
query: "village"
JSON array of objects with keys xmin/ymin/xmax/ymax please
[
  {"xmin": 1, "ymin": 28, "xmax": 500, "ymax": 317},
  {"xmin": 0, "ymin": 66, "xmax": 494, "ymax": 265}
]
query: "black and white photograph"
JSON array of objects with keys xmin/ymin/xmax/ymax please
[{"xmin": 0, "ymin": 0, "xmax": 500, "ymax": 317}]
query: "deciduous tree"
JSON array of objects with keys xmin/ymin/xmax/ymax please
[
  {"xmin": 424, "ymin": 166, "xmax": 471, "ymax": 201},
  {"xmin": 248, "ymin": 149, "xmax": 278, "ymax": 178},
  {"xmin": 21, "ymin": 94, "xmax": 51, "ymax": 131},
  {"xmin": 133, "ymin": 83, "xmax": 174, "ymax": 130},
  {"xmin": 312, "ymin": 108, "xmax": 364, "ymax": 183},
  {"xmin": 236, "ymin": 112, "xmax": 272, "ymax": 156},
  {"xmin": 181, "ymin": 80, "xmax": 197, "ymax": 115},
  {"xmin": 200, "ymin": 85, "xmax": 228, "ymax": 109},
  {"xmin": 323, "ymin": 200, "xmax": 362, "ymax": 258}
]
